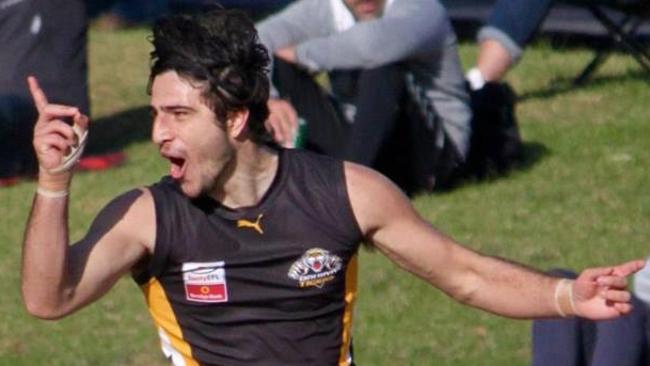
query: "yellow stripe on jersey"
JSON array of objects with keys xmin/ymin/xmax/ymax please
[
  {"xmin": 339, "ymin": 254, "xmax": 358, "ymax": 366},
  {"xmin": 141, "ymin": 278, "xmax": 199, "ymax": 366}
]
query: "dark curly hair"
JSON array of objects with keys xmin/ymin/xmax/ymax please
[{"xmin": 148, "ymin": 9, "xmax": 272, "ymax": 144}]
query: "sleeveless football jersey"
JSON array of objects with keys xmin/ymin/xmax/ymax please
[{"xmin": 134, "ymin": 149, "xmax": 363, "ymax": 366}]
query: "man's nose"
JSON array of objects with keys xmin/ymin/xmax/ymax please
[{"xmin": 151, "ymin": 116, "xmax": 172, "ymax": 144}]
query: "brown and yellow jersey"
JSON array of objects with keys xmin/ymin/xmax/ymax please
[{"xmin": 134, "ymin": 149, "xmax": 363, "ymax": 366}]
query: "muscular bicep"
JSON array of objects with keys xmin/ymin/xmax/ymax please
[
  {"xmin": 345, "ymin": 163, "xmax": 481, "ymax": 297},
  {"xmin": 64, "ymin": 189, "xmax": 154, "ymax": 313}
]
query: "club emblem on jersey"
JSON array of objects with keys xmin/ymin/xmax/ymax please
[
  {"xmin": 288, "ymin": 248, "xmax": 343, "ymax": 288},
  {"xmin": 237, "ymin": 214, "xmax": 264, "ymax": 234},
  {"xmin": 182, "ymin": 261, "xmax": 228, "ymax": 303}
]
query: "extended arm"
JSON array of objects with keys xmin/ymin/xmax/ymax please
[
  {"xmin": 345, "ymin": 163, "xmax": 644, "ymax": 319},
  {"xmin": 21, "ymin": 77, "xmax": 153, "ymax": 319}
]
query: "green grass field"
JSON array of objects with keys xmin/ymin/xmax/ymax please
[{"xmin": 0, "ymin": 27, "xmax": 648, "ymax": 365}]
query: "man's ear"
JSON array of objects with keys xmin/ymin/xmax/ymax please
[{"xmin": 226, "ymin": 108, "xmax": 250, "ymax": 138}]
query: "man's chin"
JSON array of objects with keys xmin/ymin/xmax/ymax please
[
  {"xmin": 356, "ymin": 11, "xmax": 379, "ymax": 21},
  {"xmin": 178, "ymin": 181, "xmax": 201, "ymax": 199}
]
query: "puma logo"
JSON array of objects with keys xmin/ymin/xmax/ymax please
[{"xmin": 237, "ymin": 214, "xmax": 264, "ymax": 234}]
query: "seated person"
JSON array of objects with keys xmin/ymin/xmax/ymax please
[
  {"xmin": 0, "ymin": 0, "xmax": 124, "ymax": 187},
  {"xmin": 531, "ymin": 263, "xmax": 650, "ymax": 366},
  {"xmin": 256, "ymin": 0, "xmax": 472, "ymax": 192}
]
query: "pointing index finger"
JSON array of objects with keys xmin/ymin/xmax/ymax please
[
  {"xmin": 27, "ymin": 76, "xmax": 48, "ymax": 112},
  {"xmin": 612, "ymin": 259, "xmax": 647, "ymax": 277}
]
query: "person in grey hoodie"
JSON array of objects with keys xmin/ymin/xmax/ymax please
[{"xmin": 257, "ymin": 0, "xmax": 472, "ymax": 191}]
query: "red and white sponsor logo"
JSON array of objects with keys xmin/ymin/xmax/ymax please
[{"xmin": 182, "ymin": 261, "xmax": 228, "ymax": 303}]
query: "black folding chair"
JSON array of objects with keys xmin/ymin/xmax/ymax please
[{"xmin": 561, "ymin": 0, "xmax": 650, "ymax": 84}]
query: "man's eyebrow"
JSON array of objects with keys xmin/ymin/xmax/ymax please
[{"xmin": 160, "ymin": 105, "xmax": 195, "ymax": 112}]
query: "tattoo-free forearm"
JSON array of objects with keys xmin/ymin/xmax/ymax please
[
  {"xmin": 22, "ymin": 172, "xmax": 73, "ymax": 319},
  {"xmin": 452, "ymin": 251, "xmax": 560, "ymax": 319}
]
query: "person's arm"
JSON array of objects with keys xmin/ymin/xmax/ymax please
[
  {"xmin": 256, "ymin": 0, "xmax": 325, "ymax": 58},
  {"xmin": 256, "ymin": 0, "xmax": 326, "ymax": 147},
  {"xmin": 292, "ymin": 0, "xmax": 451, "ymax": 71},
  {"xmin": 22, "ymin": 189, "xmax": 154, "ymax": 319},
  {"xmin": 345, "ymin": 162, "xmax": 644, "ymax": 319},
  {"xmin": 265, "ymin": 98, "xmax": 299, "ymax": 148},
  {"xmin": 21, "ymin": 77, "xmax": 153, "ymax": 319}
]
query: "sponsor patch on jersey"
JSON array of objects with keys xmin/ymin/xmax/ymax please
[
  {"xmin": 288, "ymin": 248, "xmax": 343, "ymax": 288},
  {"xmin": 182, "ymin": 261, "xmax": 228, "ymax": 303}
]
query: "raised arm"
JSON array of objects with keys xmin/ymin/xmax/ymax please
[
  {"xmin": 344, "ymin": 162, "xmax": 644, "ymax": 319},
  {"xmin": 21, "ymin": 77, "xmax": 153, "ymax": 319}
]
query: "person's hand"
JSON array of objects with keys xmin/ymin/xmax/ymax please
[
  {"xmin": 266, "ymin": 98, "xmax": 298, "ymax": 148},
  {"xmin": 28, "ymin": 76, "xmax": 89, "ymax": 178},
  {"xmin": 571, "ymin": 259, "xmax": 646, "ymax": 320},
  {"xmin": 275, "ymin": 46, "xmax": 297, "ymax": 64}
]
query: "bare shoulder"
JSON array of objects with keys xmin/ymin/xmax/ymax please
[
  {"xmin": 343, "ymin": 161, "xmax": 399, "ymax": 198},
  {"xmin": 343, "ymin": 162, "xmax": 419, "ymax": 235},
  {"xmin": 84, "ymin": 187, "xmax": 156, "ymax": 254}
]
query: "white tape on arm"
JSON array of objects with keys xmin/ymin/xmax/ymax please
[
  {"xmin": 36, "ymin": 187, "xmax": 69, "ymax": 198},
  {"xmin": 46, "ymin": 124, "xmax": 88, "ymax": 174},
  {"xmin": 553, "ymin": 279, "xmax": 576, "ymax": 318}
]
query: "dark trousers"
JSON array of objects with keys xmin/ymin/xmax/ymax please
[
  {"xmin": 532, "ymin": 271, "xmax": 650, "ymax": 366},
  {"xmin": 272, "ymin": 60, "xmax": 462, "ymax": 193},
  {"xmin": 0, "ymin": 97, "xmax": 37, "ymax": 178},
  {"xmin": 486, "ymin": 0, "xmax": 554, "ymax": 48},
  {"xmin": 272, "ymin": 59, "xmax": 348, "ymax": 157}
]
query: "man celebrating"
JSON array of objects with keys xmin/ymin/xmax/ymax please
[{"xmin": 22, "ymin": 9, "xmax": 644, "ymax": 366}]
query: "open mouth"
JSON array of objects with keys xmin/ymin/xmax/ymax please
[{"xmin": 168, "ymin": 156, "xmax": 187, "ymax": 179}]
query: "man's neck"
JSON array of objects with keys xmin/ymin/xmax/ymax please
[{"xmin": 210, "ymin": 143, "xmax": 279, "ymax": 209}]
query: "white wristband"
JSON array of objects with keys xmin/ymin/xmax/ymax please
[
  {"xmin": 554, "ymin": 279, "xmax": 576, "ymax": 318},
  {"xmin": 568, "ymin": 281, "xmax": 577, "ymax": 315},
  {"xmin": 36, "ymin": 187, "xmax": 69, "ymax": 198}
]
